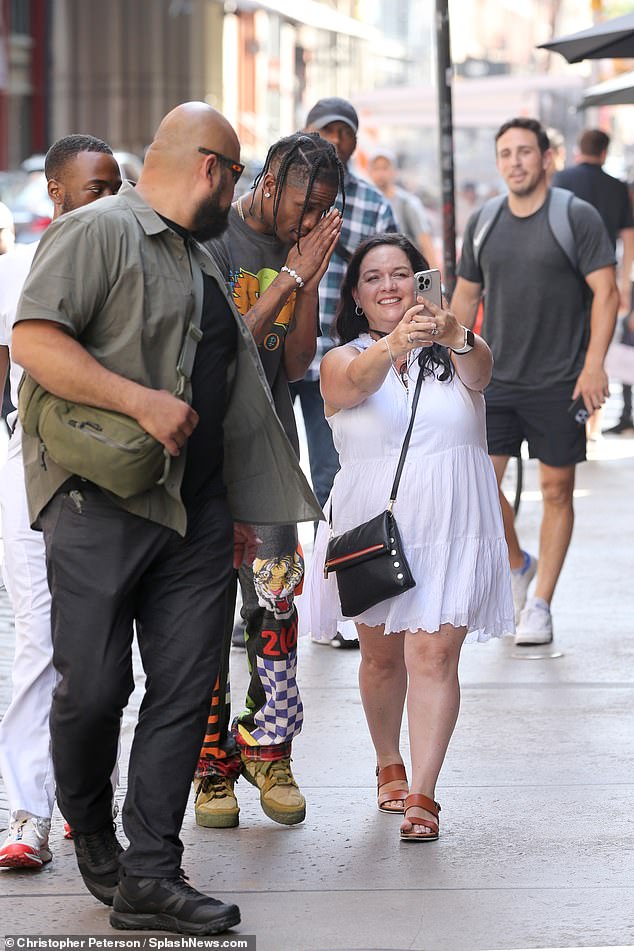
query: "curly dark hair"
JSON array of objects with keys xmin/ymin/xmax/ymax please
[
  {"xmin": 248, "ymin": 132, "xmax": 345, "ymax": 247},
  {"xmin": 335, "ymin": 233, "xmax": 454, "ymax": 382}
]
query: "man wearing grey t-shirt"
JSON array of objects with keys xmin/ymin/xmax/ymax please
[{"xmin": 451, "ymin": 117, "xmax": 618, "ymax": 647}]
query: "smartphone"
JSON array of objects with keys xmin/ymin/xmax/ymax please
[
  {"xmin": 414, "ymin": 269, "xmax": 442, "ymax": 311},
  {"xmin": 567, "ymin": 395, "xmax": 591, "ymax": 427}
]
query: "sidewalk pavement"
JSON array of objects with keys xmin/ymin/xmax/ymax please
[{"xmin": 1, "ymin": 424, "xmax": 634, "ymax": 950}]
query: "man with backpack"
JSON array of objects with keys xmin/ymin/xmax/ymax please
[{"xmin": 451, "ymin": 117, "xmax": 618, "ymax": 646}]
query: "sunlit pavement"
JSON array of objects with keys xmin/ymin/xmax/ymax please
[{"xmin": 1, "ymin": 392, "xmax": 634, "ymax": 951}]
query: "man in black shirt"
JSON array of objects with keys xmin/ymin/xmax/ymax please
[
  {"xmin": 554, "ymin": 129, "xmax": 634, "ymax": 434},
  {"xmin": 13, "ymin": 103, "xmax": 322, "ymax": 936}
]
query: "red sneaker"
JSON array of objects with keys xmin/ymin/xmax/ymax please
[{"xmin": 0, "ymin": 815, "xmax": 52, "ymax": 868}]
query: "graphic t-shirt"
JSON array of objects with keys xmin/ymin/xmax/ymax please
[
  {"xmin": 206, "ymin": 206, "xmax": 300, "ymax": 454},
  {"xmin": 458, "ymin": 191, "xmax": 615, "ymax": 388}
]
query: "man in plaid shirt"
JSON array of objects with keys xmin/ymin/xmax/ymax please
[{"xmin": 293, "ymin": 98, "xmax": 397, "ymax": 522}]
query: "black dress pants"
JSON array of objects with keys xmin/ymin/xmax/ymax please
[{"xmin": 40, "ymin": 482, "xmax": 233, "ymax": 876}]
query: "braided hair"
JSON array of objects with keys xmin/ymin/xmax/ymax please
[
  {"xmin": 248, "ymin": 132, "xmax": 345, "ymax": 246},
  {"xmin": 335, "ymin": 233, "xmax": 454, "ymax": 382}
]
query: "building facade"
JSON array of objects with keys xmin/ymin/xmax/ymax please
[
  {"xmin": 0, "ymin": 0, "xmax": 414, "ymax": 168},
  {"xmin": 0, "ymin": 0, "xmax": 48, "ymax": 169}
]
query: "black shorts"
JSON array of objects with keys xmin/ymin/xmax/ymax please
[{"xmin": 485, "ymin": 380, "xmax": 586, "ymax": 468}]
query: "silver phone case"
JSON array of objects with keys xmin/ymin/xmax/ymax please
[{"xmin": 414, "ymin": 269, "xmax": 442, "ymax": 310}]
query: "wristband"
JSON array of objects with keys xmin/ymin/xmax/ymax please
[
  {"xmin": 281, "ymin": 265, "xmax": 305, "ymax": 288},
  {"xmin": 450, "ymin": 326, "xmax": 475, "ymax": 354}
]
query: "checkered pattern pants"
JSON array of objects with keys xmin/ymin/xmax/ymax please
[{"xmin": 197, "ymin": 524, "xmax": 304, "ymax": 778}]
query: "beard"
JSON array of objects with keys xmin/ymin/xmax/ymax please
[
  {"xmin": 61, "ymin": 194, "xmax": 76, "ymax": 215},
  {"xmin": 507, "ymin": 169, "xmax": 544, "ymax": 197},
  {"xmin": 190, "ymin": 189, "xmax": 231, "ymax": 242}
]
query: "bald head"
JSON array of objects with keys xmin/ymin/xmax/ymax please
[
  {"xmin": 145, "ymin": 101, "xmax": 240, "ymax": 172},
  {"xmin": 136, "ymin": 101, "xmax": 240, "ymax": 237}
]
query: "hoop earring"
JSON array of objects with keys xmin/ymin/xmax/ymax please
[
  {"xmin": 354, "ymin": 304, "xmax": 364, "ymax": 317},
  {"xmin": 264, "ymin": 191, "xmax": 271, "ymax": 198}
]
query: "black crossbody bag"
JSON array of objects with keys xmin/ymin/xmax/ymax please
[{"xmin": 323, "ymin": 366, "xmax": 423, "ymax": 618}]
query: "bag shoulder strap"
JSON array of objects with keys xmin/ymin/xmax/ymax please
[
  {"xmin": 472, "ymin": 194, "xmax": 507, "ymax": 271},
  {"xmin": 399, "ymin": 193, "xmax": 419, "ymax": 244},
  {"xmin": 473, "ymin": 189, "xmax": 578, "ymax": 274},
  {"xmin": 174, "ymin": 242, "xmax": 206, "ymax": 397},
  {"xmin": 327, "ymin": 363, "xmax": 424, "ymax": 529},
  {"xmin": 548, "ymin": 187, "xmax": 577, "ymax": 273},
  {"xmin": 388, "ymin": 366, "xmax": 424, "ymax": 508}
]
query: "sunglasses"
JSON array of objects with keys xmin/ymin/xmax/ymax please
[{"xmin": 198, "ymin": 147, "xmax": 244, "ymax": 184}]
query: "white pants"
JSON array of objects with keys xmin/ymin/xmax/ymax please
[{"xmin": 0, "ymin": 431, "xmax": 57, "ymax": 818}]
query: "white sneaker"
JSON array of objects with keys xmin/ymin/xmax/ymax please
[
  {"xmin": 515, "ymin": 599, "xmax": 553, "ymax": 646},
  {"xmin": 0, "ymin": 814, "xmax": 52, "ymax": 868},
  {"xmin": 310, "ymin": 634, "xmax": 332, "ymax": 645},
  {"xmin": 510, "ymin": 552, "xmax": 538, "ymax": 623}
]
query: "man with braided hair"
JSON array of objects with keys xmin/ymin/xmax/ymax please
[{"xmin": 194, "ymin": 132, "xmax": 343, "ymax": 828}]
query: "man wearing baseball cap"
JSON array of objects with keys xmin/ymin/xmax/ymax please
[{"xmin": 294, "ymin": 98, "xmax": 397, "ymax": 647}]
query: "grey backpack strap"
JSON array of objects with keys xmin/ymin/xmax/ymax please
[
  {"xmin": 473, "ymin": 188, "xmax": 578, "ymax": 275},
  {"xmin": 548, "ymin": 187, "xmax": 577, "ymax": 273},
  {"xmin": 472, "ymin": 194, "xmax": 507, "ymax": 271},
  {"xmin": 401, "ymin": 194, "xmax": 421, "ymax": 246}
]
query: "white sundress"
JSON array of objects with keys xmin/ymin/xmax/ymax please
[{"xmin": 300, "ymin": 334, "xmax": 515, "ymax": 643}]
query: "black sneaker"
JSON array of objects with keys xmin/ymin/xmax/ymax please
[
  {"xmin": 603, "ymin": 418, "xmax": 634, "ymax": 435},
  {"xmin": 330, "ymin": 631, "xmax": 359, "ymax": 649},
  {"xmin": 73, "ymin": 823, "xmax": 123, "ymax": 906},
  {"xmin": 110, "ymin": 870, "xmax": 241, "ymax": 935}
]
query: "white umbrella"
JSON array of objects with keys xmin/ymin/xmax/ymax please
[{"xmin": 580, "ymin": 69, "xmax": 634, "ymax": 108}]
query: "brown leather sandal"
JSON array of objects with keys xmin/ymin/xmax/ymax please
[
  {"xmin": 376, "ymin": 763, "xmax": 409, "ymax": 813},
  {"xmin": 400, "ymin": 793, "xmax": 441, "ymax": 842}
]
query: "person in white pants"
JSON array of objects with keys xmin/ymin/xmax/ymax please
[{"xmin": 0, "ymin": 136, "xmax": 122, "ymax": 868}]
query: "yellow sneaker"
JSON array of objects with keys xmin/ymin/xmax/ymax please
[
  {"xmin": 194, "ymin": 775, "xmax": 239, "ymax": 829},
  {"xmin": 241, "ymin": 756, "xmax": 306, "ymax": 825}
]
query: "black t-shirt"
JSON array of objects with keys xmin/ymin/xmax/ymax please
[
  {"xmin": 458, "ymin": 192, "xmax": 615, "ymax": 388},
  {"xmin": 553, "ymin": 163, "xmax": 634, "ymax": 248},
  {"xmin": 180, "ymin": 274, "xmax": 238, "ymax": 509},
  {"xmin": 160, "ymin": 217, "xmax": 238, "ymax": 510}
]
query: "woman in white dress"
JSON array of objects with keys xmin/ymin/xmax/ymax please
[{"xmin": 303, "ymin": 234, "xmax": 514, "ymax": 842}]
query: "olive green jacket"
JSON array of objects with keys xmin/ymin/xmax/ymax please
[{"xmin": 16, "ymin": 182, "xmax": 322, "ymax": 536}]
